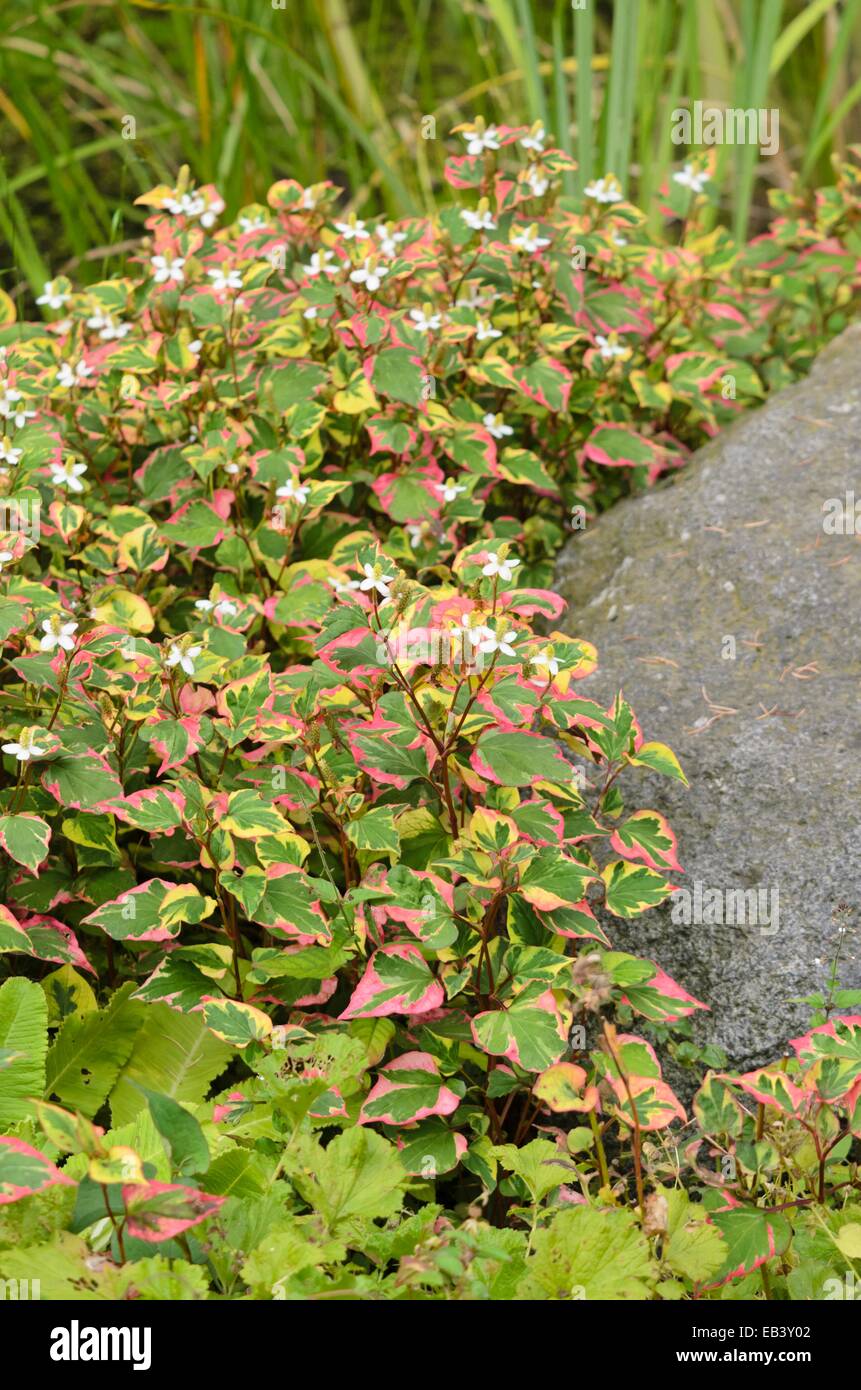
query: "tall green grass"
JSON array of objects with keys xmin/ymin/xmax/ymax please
[{"xmin": 1, "ymin": 0, "xmax": 860, "ymax": 293}]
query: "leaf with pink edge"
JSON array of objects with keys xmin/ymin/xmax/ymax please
[
  {"xmin": 81, "ymin": 879, "xmax": 216, "ymax": 942},
  {"xmin": 609, "ymin": 811, "xmax": 682, "ymax": 873},
  {"xmin": 0, "ymin": 1137, "xmax": 75, "ymax": 1204},
  {"xmin": 533, "ymin": 1062, "xmax": 600, "ymax": 1114},
  {"xmin": 789, "ymin": 1015, "xmax": 861, "ymax": 1102},
  {"xmin": 471, "ymin": 729, "xmax": 573, "ymax": 787},
  {"xmin": 121, "ymin": 1180, "xmax": 225, "ymax": 1241},
  {"xmin": 472, "ymin": 985, "xmax": 568, "ymax": 1072},
  {"xmin": 702, "ymin": 1194, "xmax": 791, "ymax": 1287},
  {"xmin": 725, "ymin": 1066, "xmax": 808, "ymax": 1116},
  {"xmin": 339, "ymin": 944, "xmax": 443, "ymax": 1020},
  {"xmin": 601, "ymin": 952, "xmax": 708, "ymax": 1022},
  {"xmin": 0, "ymin": 814, "xmax": 51, "ymax": 873},
  {"xmin": 41, "ymin": 749, "xmax": 123, "ymax": 812},
  {"xmin": 359, "ymin": 1051, "xmax": 463, "ymax": 1126}
]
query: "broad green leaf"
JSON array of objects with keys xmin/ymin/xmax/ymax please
[
  {"xmin": 110, "ymin": 1007, "xmax": 232, "ymax": 1126},
  {"xmin": 0, "ymin": 977, "xmax": 48, "ymax": 1125},
  {"xmin": 517, "ymin": 1206, "xmax": 654, "ymax": 1300}
]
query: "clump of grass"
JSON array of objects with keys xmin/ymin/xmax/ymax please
[{"xmin": 1, "ymin": 0, "xmax": 860, "ymax": 293}]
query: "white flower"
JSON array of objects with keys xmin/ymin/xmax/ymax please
[
  {"xmin": 482, "ymin": 413, "xmax": 513, "ymax": 440},
  {"xmin": 530, "ymin": 648, "xmax": 559, "ymax": 682},
  {"xmin": 5, "ymin": 406, "xmax": 35, "ymax": 430},
  {"xmin": 510, "ymin": 224, "xmax": 550, "ymax": 254},
  {"xmin": 526, "ymin": 168, "xmax": 549, "ymax": 197},
  {"xmin": 0, "ymin": 387, "xmax": 22, "ymax": 414},
  {"xmin": 436, "ymin": 479, "xmax": 466, "ymax": 503},
  {"xmin": 301, "ymin": 187, "xmax": 319, "ymax": 210},
  {"xmin": 194, "ymin": 599, "xmax": 214, "ymax": 612},
  {"xmin": 334, "ymin": 216, "xmax": 367, "ymax": 241},
  {"xmin": 409, "ymin": 307, "xmax": 442, "ymax": 334},
  {"xmin": 239, "ymin": 214, "xmax": 267, "ymax": 232},
  {"xmin": 2, "ymin": 733, "xmax": 46, "ymax": 762},
  {"xmin": 86, "ymin": 312, "xmax": 130, "ymax": 341},
  {"xmin": 461, "ymin": 122, "xmax": 501, "ymax": 156},
  {"xmin": 165, "ymin": 642, "xmax": 202, "ymax": 677},
  {"xmin": 584, "ymin": 175, "xmax": 623, "ymax": 204},
  {"xmin": 40, "ymin": 616, "xmax": 78, "ymax": 653},
  {"xmin": 482, "ymin": 552, "xmax": 520, "ymax": 582},
  {"xmin": 673, "ymin": 162, "xmax": 709, "ymax": 194},
  {"xmin": 167, "ymin": 190, "xmax": 223, "ymax": 227},
  {"xmin": 595, "ymin": 333, "xmax": 628, "ymax": 360},
  {"xmin": 200, "ymin": 195, "xmax": 224, "ymax": 229},
  {"xmin": 215, "ymin": 599, "xmax": 238, "ymax": 617},
  {"xmin": 151, "ymin": 254, "xmax": 185, "ymax": 285},
  {"xmin": 477, "ymin": 626, "xmax": 517, "ymax": 658},
  {"xmin": 188, "ymin": 339, "xmax": 202, "ymax": 356},
  {"xmin": 276, "ymin": 478, "xmax": 310, "ymax": 506},
  {"xmin": 406, "ymin": 524, "xmax": 424, "ymax": 549},
  {"xmin": 461, "ymin": 207, "xmax": 497, "ymax": 232},
  {"xmin": 0, "ymin": 549, "xmax": 15, "ymax": 570},
  {"xmin": 350, "ymin": 258, "xmax": 388, "ymax": 294},
  {"xmin": 55, "ymin": 360, "xmax": 92, "ymax": 389},
  {"xmin": 328, "ymin": 577, "xmax": 361, "ymax": 595},
  {"xmin": 302, "ymin": 250, "xmax": 337, "ymax": 279},
  {"xmin": 359, "ymin": 563, "xmax": 394, "ymax": 599},
  {"xmin": 36, "ymin": 280, "xmax": 69, "ymax": 310},
  {"xmin": 375, "ymin": 223, "xmax": 406, "ymax": 259},
  {"xmin": 520, "ymin": 123, "xmax": 546, "ymax": 153},
  {"xmin": 49, "ymin": 457, "xmax": 87, "ymax": 492},
  {"xmin": 303, "ymin": 306, "xmax": 318, "ymax": 320},
  {"xmin": 0, "ymin": 439, "xmax": 22, "ymax": 466},
  {"xmin": 208, "ymin": 268, "xmax": 243, "ymax": 293},
  {"xmin": 166, "ymin": 192, "xmax": 201, "ymax": 218},
  {"xmin": 611, "ymin": 233, "xmax": 628, "ymax": 247},
  {"xmin": 475, "ymin": 317, "xmax": 502, "ymax": 342},
  {"xmin": 452, "ymin": 613, "xmax": 484, "ymax": 651}
]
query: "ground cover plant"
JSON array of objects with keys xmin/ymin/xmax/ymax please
[{"xmin": 0, "ymin": 123, "xmax": 860, "ymax": 1300}]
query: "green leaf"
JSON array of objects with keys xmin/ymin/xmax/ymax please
[
  {"xmin": 705, "ymin": 1201, "xmax": 791, "ymax": 1286},
  {"xmin": 493, "ymin": 1138, "xmax": 569, "ymax": 1202},
  {"xmin": 371, "ymin": 347, "xmax": 424, "ymax": 406},
  {"xmin": 0, "ymin": 977, "xmax": 48, "ymax": 1125},
  {"xmin": 41, "ymin": 750, "xmax": 123, "ymax": 811},
  {"xmin": 136, "ymin": 1086, "xmax": 210, "ymax": 1178},
  {"xmin": 286, "ymin": 1127, "xmax": 406, "ymax": 1233},
  {"xmin": 602, "ymin": 860, "xmax": 673, "ymax": 917},
  {"xmin": 663, "ymin": 1187, "xmax": 726, "ymax": 1283},
  {"xmin": 0, "ymin": 813, "xmax": 51, "ymax": 872},
  {"xmin": 628, "ymin": 741, "xmax": 688, "ymax": 784},
  {"xmin": 110, "ymin": 1007, "xmax": 233, "ymax": 1125},
  {"xmin": 45, "ymin": 985, "xmax": 143, "ymax": 1117},
  {"xmin": 517, "ymin": 1206, "xmax": 654, "ymax": 1300},
  {"xmin": 0, "ymin": 1137, "xmax": 74, "ymax": 1205},
  {"xmin": 471, "ymin": 730, "xmax": 572, "ymax": 787},
  {"xmin": 346, "ymin": 805, "xmax": 400, "ymax": 853},
  {"xmin": 472, "ymin": 986, "xmax": 567, "ymax": 1072},
  {"xmin": 81, "ymin": 879, "xmax": 216, "ymax": 943},
  {"xmin": 221, "ymin": 790, "xmax": 285, "ymax": 839}
]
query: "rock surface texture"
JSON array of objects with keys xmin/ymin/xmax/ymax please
[{"xmin": 555, "ymin": 325, "xmax": 861, "ymax": 1069}]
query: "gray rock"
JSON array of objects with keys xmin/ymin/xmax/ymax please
[{"xmin": 555, "ymin": 325, "xmax": 861, "ymax": 1070}]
